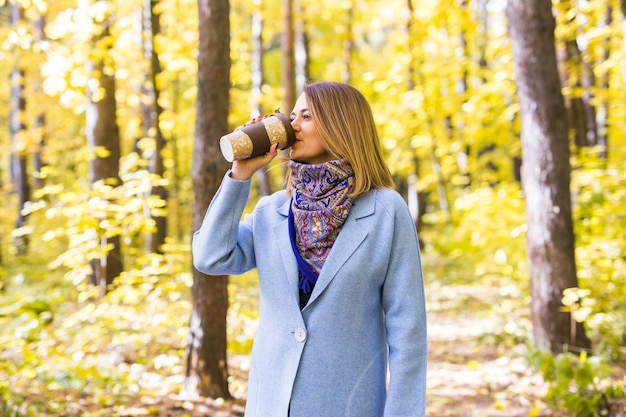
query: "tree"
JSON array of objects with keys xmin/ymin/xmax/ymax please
[
  {"xmin": 405, "ymin": 0, "xmax": 428, "ymax": 234},
  {"xmin": 183, "ymin": 0, "xmax": 231, "ymax": 399},
  {"xmin": 341, "ymin": 1, "xmax": 354, "ymax": 84},
  {"xmin": 554, "ymin": 0, "xmax": 600, "ymax": 150},
  {"xmin": 33, "ymin": 13, "xmax": 46, "ymax": 191},
  {"xmin": 86, "ymin": 0, "xmax": 124, "ymax": 296},
  {"xmin": 294, "ymin": 0, "xmax": 310, "ymax": 92},
  {"xmin": 282, "ymin": 0, "xmax": 295, "ymax": 113},
  {"xmin": 143, "ymin": 0, "xmax": 167, "ymax": 254},
  {"xmin": 506, "ymin": 0, "xmax": 590, "ymax": 353},
  {"xmin": 10, "ymin": 3, "xmax": 30, "ymax": 256},
  {"xmin": 250, "ymin": 1, "xmax": 271, "ymax": 197}
]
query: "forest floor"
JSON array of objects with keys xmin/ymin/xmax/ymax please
[
  {"xmin": 117, "ymin": 285, "xmax": 626, "ymax": 417},
  {"xmin": 3, "ymin": 276, "xmax": 624, "ymax": 417},
  {"xmin": 121, "ymin": 313, "xmax": 550, "ymax": 417}
]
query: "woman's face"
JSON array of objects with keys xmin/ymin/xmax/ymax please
[{"xmin": 289, "ymin": 93, "xmax": 333, "ymax": 164}]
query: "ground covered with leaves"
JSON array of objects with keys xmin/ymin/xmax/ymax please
[{"xmin": 1, "ymin": 247, "xmax": 624, "ymax": 417}]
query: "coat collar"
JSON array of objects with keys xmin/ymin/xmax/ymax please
[
  {"xmin": 276, "ymin": 189, "xmax": 376, "ymax": 219},
  {"xmin": 274, "ymin": 190, "xmax": 377, "ymax": 310}
]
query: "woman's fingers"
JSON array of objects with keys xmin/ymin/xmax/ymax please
[{"xmin": 230, "ymin": 143, "xmax": 279, "ymax": 181}]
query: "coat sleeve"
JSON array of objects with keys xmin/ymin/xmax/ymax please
[
  {"xmin": 192, "ymin": 172, "xmax": 257, "ymax": 275},
  {"xmin": 381, "ymin": 193, "xmax": 428, "ymax": 416}
]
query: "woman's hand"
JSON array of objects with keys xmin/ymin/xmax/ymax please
[
  {"xmin": 230, "ymin": 116, "xmax": 279, "ymax": 181},
  {"xmin": 230, "ymin": 142, "xmax": 278, "ymax": 181}
]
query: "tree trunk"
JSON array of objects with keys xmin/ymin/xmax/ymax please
[
  {"xmin": 250, "ymin": 3, "xmax": 271, "ymax": 197},
  {"xmin": 555, "ymin": 8, "xmax": 599, "ymax": 150},
  {"xmin": 34, "ymin": 14, "xmax": 46, "ymax": 191},
  {"xmin": 294, "ymin": 0, "xmax": 310, "ymax": 92},
  {"xmin": 506, "ymin": 0, "xmax": 590, "ymax": 354},
  {"xmin": 406, "ymin": 0, "xmax": 429, "ymax": 236},
  {"xmin": 170, "ymin": 77, "xmax": 184, "ymax": 243},
  {"xmin": 282, "ymin": 0, "xmax": 296, "ymax": 113},
  {"xmin": 10, "ymin": 3, "xmax": 30, "ymax": 256},
  {"xmin": 406, "ymin": 0, "xmax": 416, "ymax": 91},
  {"xmin": 342, "ymin": 2, "xmax": 353, "ymax": 85},
  {"xmin": 596, "ymin": 4, "xmax": 612, "ymax": 159},
  {"xmin": 86, "ymin": 1, "xmax": 123, "ymax": 296},
  {"xmin": 183, "ymin": 0, "xmax": 231, "ymax": 399},
  {"xmin": 143, "ymin": 0, "xmax": 168, "ymax": 254},
  {"xmin": 456, "ymin": 0, "xmax": 471, "ymax": 186}
]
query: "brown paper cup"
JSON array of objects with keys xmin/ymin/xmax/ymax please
[{"xmin": 220, "ymin": 113, "xmax": 296, "ymax": 162}]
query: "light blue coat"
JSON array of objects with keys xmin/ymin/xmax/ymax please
[{"xmin": 193, "ymin": 172, "xmax": 427, "ymax": 417}]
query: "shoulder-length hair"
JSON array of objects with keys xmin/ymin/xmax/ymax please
[{"xmin": 285, "ymin": 81, "xmax": 394, "ymax": 198}]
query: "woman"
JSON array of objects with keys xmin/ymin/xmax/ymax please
[{"xmin": 193, "ymin": 81, "xmax": 427, "ymax": 417}]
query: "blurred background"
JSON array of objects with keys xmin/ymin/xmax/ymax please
[{"xmin": 0, "ymin": 0, "xmax": 624, "ymax": 415}]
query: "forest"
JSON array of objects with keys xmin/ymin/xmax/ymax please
[{"xmin": 0, "ymin": 0, "xmax": 625, "ymax": 416}]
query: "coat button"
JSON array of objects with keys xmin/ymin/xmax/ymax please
[{"xmin": 293, "ymin": 327, "xmax": 307, "ymax": 342}]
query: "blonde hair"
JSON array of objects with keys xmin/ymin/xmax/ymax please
[{"xmin": 285, "ymin": 82, "xmax": 394, "ymax": 198}]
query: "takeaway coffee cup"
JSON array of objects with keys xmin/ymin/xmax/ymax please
[{"xmin": 220, "ymin": 112, "xmax": 296, "ymax": 162}]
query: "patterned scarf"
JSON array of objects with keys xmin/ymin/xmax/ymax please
[{"xmin": 289, "ymin": 159, "xmax": 354, "ymax": 292}]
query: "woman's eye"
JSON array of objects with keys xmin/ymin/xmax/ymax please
[{"xmin": 303, "ymin": 114, "xmax": 311, "ymax": 120}]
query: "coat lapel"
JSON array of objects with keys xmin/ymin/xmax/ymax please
[
  {"xmin": 274, "ymin": 199, "xmax": 300, "ymax": 302},
  {"xmin": 276, "ymin": 191, "xmax": 377, "ymax": 310},
  {"xmin": 304, "ymin": 191, "xmax": 376, "ymax": 309}
]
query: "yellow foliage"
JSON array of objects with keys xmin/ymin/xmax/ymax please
[{"xmin": 0, "ymin": 0, "xmax": 625, "ymax": 413}]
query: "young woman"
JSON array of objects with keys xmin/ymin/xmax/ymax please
[{"xmin": 193, "ymin": 81, "xmax": 427, "ymax": 417}]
